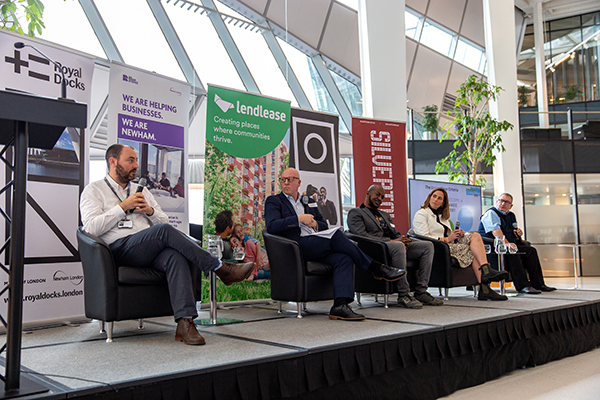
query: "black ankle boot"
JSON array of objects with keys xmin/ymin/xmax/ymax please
[
  {"xmin": 477, "ymin": 283, "xmax": 508, "ymax": 301},
  {"xmin": 480, "ymin": 264, "xmax": 509, "ymax": 283}
]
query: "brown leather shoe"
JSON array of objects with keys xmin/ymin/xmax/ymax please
[
  {"xmin": 215, "ymin": 261, "xmax": 255, "ymax": 286},
  {"xmin": 175, "ymin": 318, "xmax": 205, "ymax": 345}
]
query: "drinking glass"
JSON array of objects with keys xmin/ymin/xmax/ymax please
[
  {"xmin": 496, "ymin": 242, "xmax": 507, "ymax": 255},
  {"xmin": 508, "ymin": 243, "xmax": 518, "ymax": 254},
  {"xmin": 484, "ymin": 244, "xmax": 492, "ymax": 254},
  {"xmin": 206, "ymin": 235, "xmax": 223, "ymax": 259},
  {"xmin": 233, "ymin": 248, "xmax": 245, "ymax": 261}
]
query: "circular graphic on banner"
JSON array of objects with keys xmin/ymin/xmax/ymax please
[
  {"xmin": 304, "ymin": 133, "xmax": 327, "ymax": 164},
  {"xmin": 457, "ymin": 208, "xmax": 474, "ymax": 231},
  {"xmin": 206, "ymin": 86, "xmax": 291, "ymax": 158}
]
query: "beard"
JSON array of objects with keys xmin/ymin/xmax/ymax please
[{"xmin": 115, "ymin": 162, "xmax": 137, "ymax": 185}]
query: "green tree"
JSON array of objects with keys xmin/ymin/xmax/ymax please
[
  {"xmin": 435, "ymin": 75, "xmax": 514, "ymax": 188},
  {"xmin": 1, "ymin": 0, "xmax": 46, "ymax": 37},
  {"xmin": 203, "ymin": 142, "xmax": 244, "ymax": 240}
]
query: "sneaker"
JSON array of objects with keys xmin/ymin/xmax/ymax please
[
  {"xmin": 397, "ymin": 293, "xmax": 423, "ymax": 309},
  {"xmin": 414, "ymin": 291, "xmax": 444, "ymax": 306}
]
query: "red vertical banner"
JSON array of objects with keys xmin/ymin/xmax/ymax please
[{"xmin": 352, "ymin": 117, "xmax": 409, "ymax": 233}]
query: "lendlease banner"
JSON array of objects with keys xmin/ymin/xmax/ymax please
[
  {"xmin": 290, "ymin": 108, "xmax": 341, "ymax": 228},
  {"xmin": 352, "ymin": 117, "xmax": 409, "ymax": 233},
  {"xmin": 206, "ymin": 85, "xmax": 290, "ymax": 159},
  {"xmin": 108, "ymin": 62, "xmax": 190, "ymax": 233},
  {"xmin": 0, "ymin": 30, "xmax": 95, "ymax": 325},
  {"xmin": 204, "ymin": 85, "xmax": 291, "ymax": 290}
]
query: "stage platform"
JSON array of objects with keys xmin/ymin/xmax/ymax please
[{"xmin": 8, "ymin": 287, "xmax": 600, "ymax": 400}]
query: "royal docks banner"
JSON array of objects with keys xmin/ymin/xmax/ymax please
[
  {"xmin": 0, "ymin": 30, "xmax": 94, "ymax": 325},
  {"xmin": 352, "ymin": 117, "xmax": 409, "ymax": 233},
  {"xmin": 204, "ymin": 85, "xmax": 290, "ymax": 289},
  {"xmin": 108, "ymin": 62, "xmax": 190, "ymax": 233}
]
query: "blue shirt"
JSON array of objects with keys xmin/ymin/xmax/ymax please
[
  {"xmin": 480, "ymin": 208, "xmax": 507, "ymax": 233},
  {"xmin": 284, "ymin": 193, "xmax": 316, "ymax": 237}
]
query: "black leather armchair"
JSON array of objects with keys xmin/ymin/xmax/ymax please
[
  {"xmin": 262, "ymin": 231, "xmax": 336, "ymax": 318},
  {"xmin": 406, "ymin": 232, "xmax": 479, "ymax": 299},
  {"xmin": 344, "ymin": 232, "xmax": 418, "ymax": 307},
  {"xmin": 76, "ymin": 227, "xmax": 197, "ymax": 342}
]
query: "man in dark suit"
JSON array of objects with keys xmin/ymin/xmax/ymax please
[
  {"xmin": 317, "ymin": 186, "xmax": 337, "ymax": 226},
  {"xmin": 348, "ymin": 185, "xmax": 442, "ymax": 308},
  {"xmin": 265, "ymin": 168, "xmax": 405, "ymax": 321}
]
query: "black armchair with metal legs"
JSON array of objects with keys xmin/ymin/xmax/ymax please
[
  {"xmin": 406, "ymin": 232, "xmax": 479, "ymax": 300},
  {"xmin": 262, "ymin": 231, "xmax": 336, "ymax": 318},
  {"xmin": 76, "ymin": 227, "xmax": 197, "ymax": 342},
  {"xmin": 344, "ymin": 232, "xmax": 416, "ymax": 308}
]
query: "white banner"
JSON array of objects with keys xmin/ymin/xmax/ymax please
[
  {"xmin": 107, "ymin": 62, "xmax": 190, "ymax": 232},
  {"xmin": 0, "ymin": 30, "xmax": 95, "ymax": 324}
]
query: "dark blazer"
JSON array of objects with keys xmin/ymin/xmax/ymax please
[
  {"xmin": 265, "ymin": 192, "xmax": 328, "ymax": 242},
  {"xmin": 347, "ymin": 205, "xmax": 402, "ymax": 242}
]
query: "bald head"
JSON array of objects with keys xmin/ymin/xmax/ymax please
[
  {"xmin": 365, "ymin": 185, "xmax": 385, "ymax": 209},
  {"xmin": 280, "ymin": 167, "xmax": 301, "ymax": 199}
]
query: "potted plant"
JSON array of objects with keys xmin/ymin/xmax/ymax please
[
  {"xmin": 421, "ymin": 104, "xmax": 439, "ymax": 140},
  {"xmin": 435, "ymin": 75, "xmax": 514, "ymax": 188},
  {"xmin": 518, "ymin": 85, "xmax": 531, "ymax": 107}
]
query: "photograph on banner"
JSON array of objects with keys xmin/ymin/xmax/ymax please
[
  {"xmin": 409, "ymin": 179, "xmax": 482, "ymax": 232},
  {"xmin": 204, "ymin": 85, "xmax": 291, "ymax": 291},
  {"xmin": 290, "ymin": 108, "xmax": 341, "ymax": 228},
  {"xmin": 352, "ymin": 117, "xmax": 409, "ymax": 233},
  {"xmin": 108, "ymin": 62, "xmax": 190, "ymax": 232},
  {"xmin": 0, "ymin": 30, "xmax": 95, "ymax": 324},
  {"xmin": 0, "ymin": 30, "xmax": 94, "ymax": 181}
]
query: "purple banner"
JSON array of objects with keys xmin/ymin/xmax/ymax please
[{"xmin": 117, "ymin": 113, "xmax": 184, "ymax": 149}]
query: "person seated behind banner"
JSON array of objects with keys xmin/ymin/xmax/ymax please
[
  {"xmin": 229, "ymin": 236, "xmax": 270, "ymax": 280},
  {"xmin": 411, "ymin": 187, "xmax": 509, "ymax": 301},
  {"xmin": 171, "ymin": 177, "xmax": 185, "ymax": 198},
  {"xmin": 214, "ymin": 209, "xmax": 235, "ymax": 260},
  {"xmin": 233, "ymin": 224, "xmax": 270, "ymax": 279},
  {"xmin": 141, "ymin": 171, "xmax": 156, "ymax": 189},
  {"xmin": 159, "ymin": 172, "xmax": 171, "ymax": 191}
]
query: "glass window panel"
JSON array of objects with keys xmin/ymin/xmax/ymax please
[
  {"xmin": 214, "ymin": 3, "xmax": 298, "ymax": 105},
  {"xmin": 163, "ymin": 2, "xmax": 244, "ymax": 90},
  {"xmin": 454, "ymin": 38, "xmax": 484, "ymax": 73},
  {"xmin": 330, "ymin": 69, "xmax": 362, "ymax": 116},
  {"xmin": 276, "ymin": 38, "xmax": 347, "ymax": 132},
  {"xmin": 576, "ymin": 174, "xmax": 600, "ymax": 243},
  {"xmin": 521, "ymin": 141, "xmax": 573, "ymax": 173},
  {"xmin": 38, "ymin": 0, "xmax": 106, "ymax": 58},
  {"xmin": 420, "ymin": 20, "xmax": 454, "ymax": 57},
  {"xmin": 532, "ymin": 245, "xmax": 575, "ymax": 277},
  {"xmin": 94, "ymin": 0, "xmax": 185, "ymax": 81},
  {"xmin": 523, "ymin": 174, "xmax": 576, "ymax": 244},
  {"xmin": 405, "ymin": 9, "xmax": 421, "ymax": 40}
]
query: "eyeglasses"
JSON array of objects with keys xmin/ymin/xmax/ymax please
[
  {"xmin": 497, "ymin": 199, "xmax": 512, "ymax": 205},
  {"xmin": 280, "ymin": 177, "xmax": 299, "ymax": 183}
]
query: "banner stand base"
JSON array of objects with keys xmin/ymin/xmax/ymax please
[{"xmin": 196, "ymin": 318, "xmax": 242, "ymax": 326}]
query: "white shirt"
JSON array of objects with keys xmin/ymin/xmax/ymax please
[
  {"xmin": 284, "ymin": 192, "xmax": 316, "ymax": 237},
  {"xmin": 80, "ymin": 175, "xmax": 168, "ymax": 244}
]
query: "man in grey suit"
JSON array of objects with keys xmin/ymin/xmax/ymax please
[{"xmin": 348, "ymin": 185, "xmax": 442, "ymax": 308}]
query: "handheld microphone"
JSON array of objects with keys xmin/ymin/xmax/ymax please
[
  {"xmin": 136, "ymin": 178, "xmax": 147, "ymax": 193},
  {"xmin": 14, "ymin": 42, "xmax": 68, "ymax": 99},
  {"xmin": 455, "ymin": 221, "xmax": 461, "ymax": 230},
  {"xmin": 512, "ymin": 222, "xmax": 521, "ymax": 239}
]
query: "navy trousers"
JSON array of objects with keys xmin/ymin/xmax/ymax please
[
  {"xmin": 504, "ymin": 243, "xmax": 546, "ymax": 291},
  {"xmin": 298, "ymin": 229, "xmax": 373, "ymax": 301},
  {"xmin": 110, "ymin": 223, "xmax": 219, "ymax": 320}
]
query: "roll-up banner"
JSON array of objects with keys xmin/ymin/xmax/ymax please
[
  {"xmin": 108, "ymin": 62, "xmax": 190, "ymax": 233},
  {"xmin": 289, "ymin": 108, "xmax": 341, "ymax": 228},
  {"xmin": 0, "ymin": 30, "xmax": 94, "ymax": 325},
  {"xmin": 204, "ymin": 85, "xmax": 290, "ymax": 287},
  {"xmin": 352, "ymin": 117, "xmax": 409, "ymax": 233}
]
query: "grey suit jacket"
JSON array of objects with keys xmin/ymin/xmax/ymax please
[{"xmin": 347, "ymin": 205, "xmax": 402, "ymax": 243}]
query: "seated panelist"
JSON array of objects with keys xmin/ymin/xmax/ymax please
[
  {"xmin": 412, "ymin": 187, "xmax": 508, "ymax": 301},
  {"xmin": 80, "ymin": 144, "xmax": 255, "ymax": 345}
]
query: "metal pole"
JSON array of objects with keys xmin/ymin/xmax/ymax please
[
  {"xmin": 209, "ymin": 271, "xmax": 217, "ymax": 325},
  {"xmin": 499, "ymin": 254, "xmax": 506, "ymax": 296},
  {"xmin": 5, "ymin": 121, "xmax": 28, "ymax": 392}
]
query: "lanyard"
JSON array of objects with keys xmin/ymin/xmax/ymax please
[{"xmin": 104, "ymin": 177, "xmax": 133, "ymax": 215}]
